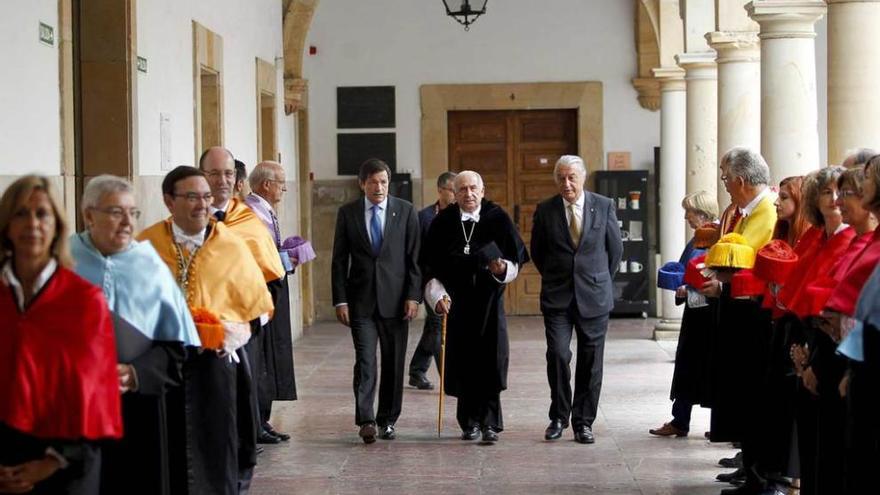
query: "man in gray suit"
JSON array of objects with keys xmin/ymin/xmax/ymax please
[
  {"xmin": 331, "ymin": 158, "xmax": 421, "ymax": 444},
  {"xmin": 530, "ymin": 155, "xmax": 622, "ymax": 444}
]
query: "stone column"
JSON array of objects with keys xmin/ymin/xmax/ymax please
[
  {"xmin": 675, "ymin": 52, "xmax": 718, "ymax": 202},
  {"xmin": 707, "ymin": 31, "xmax": 761, "ymax": 209},
  {"xmin": 652, "ymin": 67, "xmax": 687, "ymax": 335},
  {"xmin": 827, "ymin": 0, "xmax": 880, "ymax": 164},
  {"xmin": 747, "ymin": 0, "xmax": 826, "ymax": 181}
]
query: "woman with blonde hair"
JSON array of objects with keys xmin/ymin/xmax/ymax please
[
  {"xmin": 649, "ymin": 190, "xmax": 718, "ymax": 438},
  {"xmin": 0, "ymin": 176, "xmax": 121, "ymax": 494}
]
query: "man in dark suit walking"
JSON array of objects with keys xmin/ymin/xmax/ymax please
[
  {"xmin": 530, "ymin": 155, "xmax": 623, "ymax": 444},
  {"xmin": 331, "ymin": 158, "xmax": 421, "ymax": 444}
]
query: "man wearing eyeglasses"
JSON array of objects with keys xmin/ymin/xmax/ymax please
[
  {"xmin": 407, "ymin": 171, "xmax": 457, "ymax": 391},
  {"xmin": 243, "ymin": 160, "xmax": 299, "ymax": 444},
  {"xmin": 138, "ymin": 165, "xmax": 273, "ymax": 495},
  {"xmin": 198, "ymin": 148, "xmax": 287, "ymax": 468}
]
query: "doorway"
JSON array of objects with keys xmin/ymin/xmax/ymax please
[{"xmin": 447, "ymin": 109, "xmax": 578, "ymax": 315}]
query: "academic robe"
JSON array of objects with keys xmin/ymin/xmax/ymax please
[
  {"xmin": 669, "ymin": 240, "xmax": 714, "ymax": 405},
  {"xmin": 825, "ymin": 228, "xmax": 880, "ymax": 316},
  {"xmin": 423, "ymin": 200, "xmax": 529, "ymax": 398},
  {"xmin": 222, "ymin": 197, "xmax": 285, "ymax": 285},
  {"xmin": 709, "ymin": 195, "xmax": 776, "ymax": 447},
  {"xmin": 0, "ymin": 266, "xmax": 121, "ymax": 494},
  {"xmin": 777, "ymin": 226, "xmax": 856, "ymax": 318},
  {"xmin": 138, "ymin": 219, "xmax": 273, "ymax": 495},
  {"xmin": 243, "ymin": 193, "xmax": 297, "ymax": 403},
  {"xmin": 70, "ymin": 233, "xmax": 200, "ymax": 495}
]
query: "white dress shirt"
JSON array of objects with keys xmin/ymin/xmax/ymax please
[{"xmin": 2, "ymin": 258, "xmax": 58, "ymax": 311}]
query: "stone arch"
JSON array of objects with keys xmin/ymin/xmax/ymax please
[
  {"xmin": 282, "ymin": 0, "xmax": 319, "ymax": 324},
  {"xmin": 282, "ymin": 0, "xmax": 318, "ymax": 114},
  {"xmin": 633, "ymin": 0, "xmax": 661, "ymax": 111}
]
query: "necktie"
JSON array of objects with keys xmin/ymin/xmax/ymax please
[
  {"xmin": 270, "ymin": 211, "xmax": 282, "ymax": 249},
  {"xmin": 725, "ymin": 208, "xmax": 742, "ymax": 235},
  {"xmin": 370, "ymin": 204, "xmax": 383, "ymax": 255},
  {"xmin": 568, "ymin": 203, "xmax": 581, "ymax": 247},
  {"xmin": 213, "ymin": 210, "xmax": 226, "ymax": 222}
]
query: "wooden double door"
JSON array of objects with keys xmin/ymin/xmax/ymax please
[{"xmin": 447, "ymin": 109, "xmax": 578, "ymax": 315}]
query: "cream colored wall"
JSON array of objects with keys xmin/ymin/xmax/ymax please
[
  {"xmin": 0, "ymin": 0, "xmax": 60, "ymax": 176},
  {"xmin": 303, "ymin": 0, "xmax": 661, "ymax": 182}
]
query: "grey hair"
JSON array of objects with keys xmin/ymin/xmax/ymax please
[
  {"xmin": 248, "ymin": 161, "xmax": 283, "ymax": 190},
  {"xmin": 81, "ymin": 175, "xmax": 134, "ymax": 215},
  {"xmin": 842, "ymin": 147, "xmax": 878, "ymax": 168},
  {"xmin": 721, "ymin": 147, "xmax": 770, "ymax": 186},
  {"xmin": 453, "ymin": 170, "xmax": 484, "ymax": 190},
  {"xmin": 553, "ymin": 155, "xmax": 587, "ymax": 182},
  {"xmin": 437, "ymin": 171, "xmax": 457, "ymax": 189}
]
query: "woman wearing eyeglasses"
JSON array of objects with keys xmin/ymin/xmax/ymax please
[
  {"xmin": 0, "ymin": 175, "xmax": 121, "ymax": 494},
  {"xmin": 69, "ymin": 175, "xmax": 200, "ymax": 495}
]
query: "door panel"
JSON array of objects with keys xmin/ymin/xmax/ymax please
[{"xmin": 448, "ymin": 109, "xmax": 578, "ymax": 315}]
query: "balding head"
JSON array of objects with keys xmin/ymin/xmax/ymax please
[
  {"xmin": 199, "ymin": 147, "xmax": 236, "ymax": 207},
  {"xmin": 841, "ymin": 148, "xmax": 878, "ymax": 169},
  {"xmin": 249, "ymin": 161, "xmax": 286, "ymax": 206},
  {"xmin": 453, "ymin": 170, "xmax": 485, "ymax": 213}
]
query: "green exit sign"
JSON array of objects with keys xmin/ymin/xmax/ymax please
[{"xmin": 39, "ymin": 22, "xmax": 54, "ymax": 46}]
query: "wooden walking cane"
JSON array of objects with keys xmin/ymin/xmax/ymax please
[{"xmin": 437, "ymin": 296, "xmax": 449, "ymax": 438}]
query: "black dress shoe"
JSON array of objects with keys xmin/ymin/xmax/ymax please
[
  {"xmin": 379, "ymin": 424, "xmax": 396, "ymax": 440},
  {"xmin": 574, "ymin": 425, "xmax": 595, "ymax": 444},
  {"xmin": 481, "ymin": 426, "xmax": 499, "ymax": 443},
  {"xmin": 716, "ymin": 467, "xmax": 746, "ymax": 484},
  {"xmin": 719, "ymin": 451, "xmax": 743, "ymax": 468},
  {"xmin": 263, "ymin": 423, "xmax": 291, "ymax": 442},
  {"xmin": 408, "ymin": 374, "xmax": 434, "ymax": 390},
  {"xmin": 257, "ymin": 430, "xmax": 282, "ymax": 444},
  {"xmin": 544, "ymin": 419, "xmax": 566, "ymax": 440},
  {"xmin": 461, "ymin": 426, "xmax": 481, "ymax": 440},
  {"xmin": 359, "ymin": 422, "xmax": 377, "ymax": 444}
]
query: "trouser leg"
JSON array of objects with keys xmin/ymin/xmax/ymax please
[
  {"xmin": 479, "ymin": 392, "xmax": 503, "ymax": 431},
  {"xmin": 375, "ymin": 317, "xmax": 409, "ymax": 426},
  {"xmin": 456, "ymin": 394, "xmax": 479, "ymax": 431},
  {"xmin": 350, "ymin": 318, "xmax": 379, "ymax": 425},
  {"xmin": 543, "ymin": 311, "xmax": 574, "ymax": 425},
  {"xmin": 571, "ymin": 313, "xmax": 608, "ymax": 429},
  {"xmin": 409, "ymin": 307, "xmax": 442, "ymax": 376},
  {"xmin": 670, "ymin": 399, "xmax": 693, "ymax": 432}
]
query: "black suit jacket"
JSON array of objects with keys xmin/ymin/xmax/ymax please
[
  {"xmin": 331, "ymin": 196, "xmax": 421, "ymax": 319},
  {"xmin": 530, "ymin": 192, "xmax": 623, "ymax": 319}
]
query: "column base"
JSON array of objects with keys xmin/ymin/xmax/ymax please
[{"xmin": 653, "ymin": 319, "xmax": 682, "ymax": 341}]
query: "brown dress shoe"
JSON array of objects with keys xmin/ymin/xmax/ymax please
[{"xmin": 648, "ymin": 422, "xmax": 688, "ymax": 437}]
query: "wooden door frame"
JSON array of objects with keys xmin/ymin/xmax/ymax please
[{"xmin": 420, "ymin": 82, "xmax": 603, "ymax": 207}]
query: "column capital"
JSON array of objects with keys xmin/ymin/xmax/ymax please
[
  {"xmin": 675, "ymin": 52, "xmax": 718, "ymax": 81},
  {"xmin": 652, "ymin": 66, "xmax": 686, "ymax": 91},
  {"xmin": 706, "ymin": 31, "xmax": 761, "ymax": 63},
  {"xmin": 746, "ymin": 1, "xmax": 827, "ymax": 40},
  {"xmin": 631, "ymin": 77, "xmax": 661, "ymax": 111}
]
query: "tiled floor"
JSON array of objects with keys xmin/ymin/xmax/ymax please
[{"xmin": 251, "ymin": 317, "xmax": 735, "ymax": 494}]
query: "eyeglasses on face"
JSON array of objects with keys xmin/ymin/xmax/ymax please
[
  {"xmin": 839, "ymin": 189, "xmax": 860, "ymax": 198},
  {"xmin": 91, "ymin": 206, "xmax": 141, "ymax": 220},
  {"xmin": 173, "ymin": 192, "xmax": 213, "ymax": 204}
]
